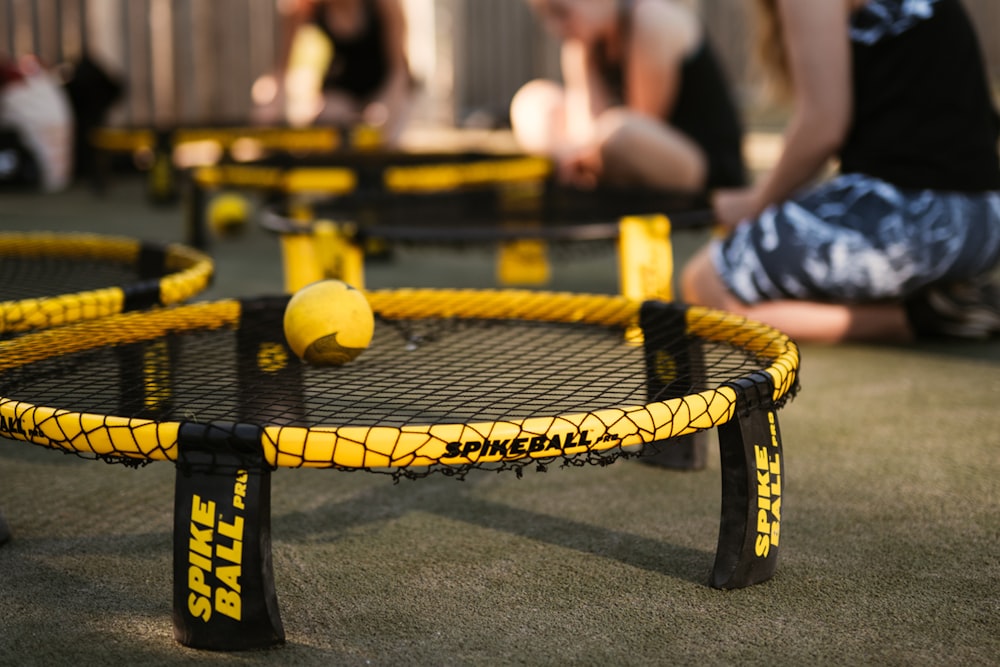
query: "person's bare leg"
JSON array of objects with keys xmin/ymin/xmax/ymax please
[
  {"xmin": 681, "ymin": 246, "xmax": 914, "ymax": 343},
  {"xmin": 594, "ymin": 108, "xmax": 707, "ymax": 192},
  {"xmin": 510, "ymin": 79, "xmax": 569, "ymax": 154}
]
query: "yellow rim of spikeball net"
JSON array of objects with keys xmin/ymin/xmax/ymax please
[
  {"xmin": 0, "ymin": 232, "xmax": 214, "ymax": 334},
  {"xmin": 194, "ymin": 164, "xmax": 359, "ymax": 195},
  {"xmin": 89, "ymin": 125, "xmax": 366, "ymax": 154},
  {"xmin": 0, "ymin": 289, "xmax": 799, "ymax": 469},
  {"xmin": 192, "ymin": 155, "xmax": 553, "ymax": 197},
  {"xmin": 383, "ymin": 156, "xmax": 553, "ymax": 193}
]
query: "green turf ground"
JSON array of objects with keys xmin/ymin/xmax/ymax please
[{"xmin": 1, "ymin": 178, "xmax": 998, "ymax": 666}]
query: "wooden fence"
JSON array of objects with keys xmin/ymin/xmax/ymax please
[
  {"xmin": 1, "ymin": 0, "xmax": 997, "ymax": 128},
  {"xmin": 1, "ymin": 0, "xmax": 280, "ymax": 126}
]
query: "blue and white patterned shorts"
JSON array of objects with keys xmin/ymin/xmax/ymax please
[{"xmin": 711, "ymin": 173, "xmax": 1000, "ymax": 304}]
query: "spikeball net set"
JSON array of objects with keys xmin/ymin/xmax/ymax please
[
  {"xmin": 0, "ymin": 283, "xmax": 799, "ymax": 649},
  {"xmin": 186, "ymin": 149, "xmax": 714, "ymax": 243},
  {"xmin": 185, "ymin": 150, "xmax": 558, "ymax": 248},
  {"xmin": 1, "ymin": 152, "xmax": 800, "ymax": 652}
]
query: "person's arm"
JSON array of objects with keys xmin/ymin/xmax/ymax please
[
  {"xmin": 251, "ymin": 0, "xmax": 313, "ymax": 122},
  {"xmin": 560, "ymin": 39, "xmax": 609, "ymax": 146},
  {"xmin": 551, "ymin": 40, "xmax": 616, "ymax": 187},
  {"xmin": 715, "ymin": 0, "xmax": 854, "ymax": 228},
  {"xmin": 365, "ymin": 0, "xmax": 411, "ymax": 143},
  {"xmin": 277, "ymin": 0, "xmax": 315, "ymax": 75},
  {"xmin": 624, "ymin": 0, "xmax": 699, "ymax": 120}
]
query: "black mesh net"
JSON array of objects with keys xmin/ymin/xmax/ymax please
[
  {"xmin": 0, "ymin": 293, "xmax": 799, "ymax": 480},
  {"xmin": 0, "ymin": 255, "xmax": 149, "ymax": 302}
]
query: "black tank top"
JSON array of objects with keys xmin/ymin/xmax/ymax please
[
  {"xmin": 313, "ymin": 0, "xmax": 389, "ymax": 100},
  {"xmin": 841, "ymin": 0, "xmax": 1000, "ymax": 191},
  {"xmin": 594, "ymin": 2, "xmax": 747, "ymax": 189}
]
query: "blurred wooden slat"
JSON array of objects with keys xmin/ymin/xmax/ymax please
[
  {"xmin": 456, "ymin": 0, "xmax": 556, "ymax": 126},
  {"xmin": 172, "ymin": 0, "xmax": 195, "ymax": 123},
  {"xmin": 149, "ymin": 0, "xmax": 174, "ymax": 125},
  {"xmin": 57, "ymin": 0, "xmax": 85, "ymax": 63}
]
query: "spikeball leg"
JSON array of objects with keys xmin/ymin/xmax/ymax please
[
  {"xmin": 172, "ymin": 425, "xmax": 284, "ymax": 650},
  {"xmin": 639, "ymin": 300, "xmax": 708, "ymax": 470},
  {"xmin": 712, "ymin": 374, "xmax": 784, "ymax": 589},
  {"xmin": 171, "ymin": 300, "xmax": 297, "ymax": 650}
]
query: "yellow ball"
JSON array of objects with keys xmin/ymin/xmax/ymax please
[
  {"xmin": 283, "ymin": 280, "xmax": 374, "ymax": 366},
  {"xmin": 207, "ymin": 193, "xmax": 250, "ymax": 236}
]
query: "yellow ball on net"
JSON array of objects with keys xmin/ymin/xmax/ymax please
[{"xmin": 282, "ymin": 279, "xmax": 374, "ymax": 366}]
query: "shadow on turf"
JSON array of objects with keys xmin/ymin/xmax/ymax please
[
  {"xmin": 0, "ymin": 468, "xmax": 713, "ymax": 659},
  {"xmin": 434, "ymin": 494, "xmax": 714, "ymax": 583},
  {"xmin": 0, "ymin": 538, "xmax": 362, "ymax": 661},
  {"xmin": 270, "ymin": 473, "xmax": 715, "ymax": 586}
]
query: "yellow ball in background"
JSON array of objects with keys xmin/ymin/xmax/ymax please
[
  {"xmin": 283, "ymin": 279, "xmax": 375, "ymax": 366},
  {"xmin": 207, "ymin": 192, "xmax": 250, "ymax": 237}
]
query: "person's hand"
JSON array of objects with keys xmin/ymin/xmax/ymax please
[
  {"xmin": 250, "ymin": 74, "xmax": 285, "ymax": 126},
  {"xmin": 712, "ymin": 187, "xmax": 761, "ymax": 233},
  {"xmin": 314, "ymin": 91, "xmax": 363, "ymax": 126},
  {"xmin": 555, "ymin": 144, "xmax": 602, "ymax": 190}
]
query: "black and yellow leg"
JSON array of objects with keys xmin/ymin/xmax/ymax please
[
  {"xmin": 496, "ymin": 235, "xmax": 551, "ymax": 286},
  {"xmin": 712, "ymin": 372, "xmax": 784, "ymax": 589},
  {"xmin": 172, "ymin": 422, "xmax": 284, "ymax": 651},
  {"xmin": 171, "ymin": 297, "xmax": 299, "ymax": 650},
  {"xmin": 315, "ymin": 221, "xmax": 365, "ymax": 289},
  {"xmin": 184, "ymin": 178, "xmax": 210, "ymax": 250},
  {"xmin": 638, "ymin": 301, "xmax": 709, "ymax": 470},
  {"xmin": 618, "ymin": 214, "xmax": 675, "ymax": 302},
  {"xmin": 237, "ymin": 295, "xmax": 304, "ymax": 426},
  {"xmin": 494, "ymin": 182, "xmax": 550, "ymax": 286},
  {"xmin": 148, "ymin": 129, "xmax": 178, "ymax": 205},
  {"xmin": 116, "ymin": 337, "xmax": 178, "ymax": 420},
  {"xmin": 280, "ymin": 219, "xmax": 364, "ymax": 293},
  {"xmin": 279, "ymin": 200, "xmax": 321, "ymax": 293}
]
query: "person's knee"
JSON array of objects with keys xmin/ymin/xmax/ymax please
[
  {"xmin": 593, "ymin": 108, "xmax": 705, "ymax": 192},
  {"xmin": 591, "ymin": 109, "xmax": 645, "ymax": 183},
  {"xmin": 592, "ymin": 107, "xmax": 636, "ymax": 150},
  {"xmin": 680, "ymin": 251, "xmax": 707, "ymax": 304},
  {"xmin": 510, "ymin": 79, "xmax": 565, "ymax": 153},
  {"xmin": 681, "ymin": 246, "xmax": 736, "ymax": 309}
]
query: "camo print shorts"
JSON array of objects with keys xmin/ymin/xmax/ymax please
[{"xmin": 711, "ymin": 173, "xmax": 1000, "ymax": 304}]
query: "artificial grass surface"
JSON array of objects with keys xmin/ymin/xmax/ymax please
[{"xmin": 1, "ymin": 180, "xmax": 998, "ymax": 666}]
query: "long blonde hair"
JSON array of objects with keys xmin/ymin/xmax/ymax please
[{"xmin": 752, "ymin": 0, "xmax": 793, "ymax": 102}]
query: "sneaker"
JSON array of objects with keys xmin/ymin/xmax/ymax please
[{"xmin": 906, "ymin": 276, "xmax": 1000, "ymax": 339}]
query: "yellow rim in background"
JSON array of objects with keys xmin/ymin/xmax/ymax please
[
  {"xmin": 174, "ymin": 127, "xmax": 342, "ymax": 152},
  {"xmin": 194, "ymin": 164, "xmax": 358, "ymax": 195},
  {"xmin": 194, "ymin": 155, "xmax": 549, "ymax": 197},
  {"xmin": 0, "ymin": 232, "xmax": 214, "ymax": 334},
  {"xmin": 90, "ymin": 125, "xmax": 380, "ymax": 154},
  {"xmin": 384, "ymin": 157, "xmax": 553, "ymax": 193}
]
